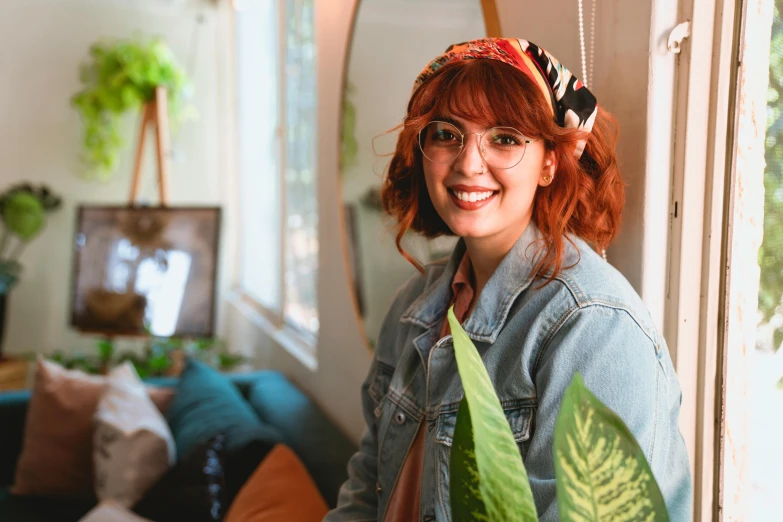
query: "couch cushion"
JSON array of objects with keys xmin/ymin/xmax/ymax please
[
  {"xmin": 246, "ymin": 372, "xmax": 357, "ymax": 508},
  {"xmin": 166, "ymin": 359, "xmax": 281, "ymax": 458},
  {"xmin": 0, "ymin": 370, "xmax": 272, "ymax": 491},
  {"xmin": 0, "ymin": 391, "xmax": 27, "ymax": 488},
  {"xmin": 0, "ymin": 493, "xmax": 93, "ymax": 522},
  {"xmin": 133, "ymin": 434, "xmax": 227, "ymax": 522},
  {"xmin": 223, "ymin": 444, "xmax": 328, "ymax": 522},
  {"xmin": 223, "ymin": 438, "xmax": 276, "ymax": 503},
  {"xmin": 94, "ymin": 364, "xmax": 175, "ymax": 507},
  {"xmin": 79, "ymin": 500, "xmax": 153, "ymax": 522},
  {"xmin": 12, "ymin": 360, "xmax": 172, "ymax": 500}
]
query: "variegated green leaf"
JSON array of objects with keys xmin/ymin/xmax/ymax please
[
  {"xmin": 450, "ymin": 398, "xmax": 489, "ymax": 522},
  {"xmin": 554, "ymin": 373, "xmax": 670, "ymax": 522},
  {"xmin": 448, "ymin": 306, "xmax": 538, "ymax": 522}
]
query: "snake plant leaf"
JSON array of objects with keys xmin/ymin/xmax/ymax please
[
  {"xmin": 554, "ymin": 373, "xmax": 670, "ymax": 522},
  {"xmin": 448, "ymin": 306, "xmax": 538, "ymax": 522}
]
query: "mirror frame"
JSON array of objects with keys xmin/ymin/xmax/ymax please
[{"xmin": 338, "ymin": 0, "xmax": 502, "ymax": 352}]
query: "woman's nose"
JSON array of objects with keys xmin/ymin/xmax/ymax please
[{"xmin": 454, "ymin": 133, "xmax": 485, "ymax": 174}]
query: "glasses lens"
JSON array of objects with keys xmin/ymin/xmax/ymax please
[
  {"xmin": 419, "ymin": 122, "xmax": 463, "ymax": 164},
  {"xmin": 480, "ymin": 127, "xmax": 528, "ymax": 169}
]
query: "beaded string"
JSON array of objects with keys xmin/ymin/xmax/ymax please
[
  {"xmin": 579, "ymin": 0, "xmax": 605, "ymax": 260},
  {"xmin": 577, "ymin": 0, "xmax": 596, "ymax": 88}
]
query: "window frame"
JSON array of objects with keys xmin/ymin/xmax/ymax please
[
  {"xmin": 663, "ymin": 0, "xmax": 745, "ymax": 519},
  {"xmin": 229, "ymin": 0, "xmax": 319, "ymax": 363}
]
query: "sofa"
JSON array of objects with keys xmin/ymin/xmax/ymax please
[{"xmin": 0, "ymin": 369, "xmax": 356, "ymax": 522}]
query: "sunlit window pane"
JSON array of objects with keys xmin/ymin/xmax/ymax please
[
  {"xmin": 749, "ymin": 2, "xmax": 783, "ymax": 516},
  {"xmin": 283, "ymin": 0, "xmax": 318, "ymax": 339},
  {"xmin": 236, "ymin": 1, "xmax": 282, "ymax": 311}
]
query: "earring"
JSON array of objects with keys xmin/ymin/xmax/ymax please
[{"xmin": 543, "ymin": 175, "xmax": 552, "ymax": 184}]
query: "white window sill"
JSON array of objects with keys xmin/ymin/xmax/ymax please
[{"xmin": 227, "ymin": 290, "xmax": 318, "ymax": 372}]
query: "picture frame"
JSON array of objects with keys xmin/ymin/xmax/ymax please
[{"xmin": 69, "ymin": 205, "xmax": 221, "ymax": 338}]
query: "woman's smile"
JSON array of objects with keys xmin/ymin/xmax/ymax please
[{"xmin": 447, "ymin": 184, "xmax": 499, "ymax": 210}]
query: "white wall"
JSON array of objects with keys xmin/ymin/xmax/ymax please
[
  {"xmin": 0, "ymin": 0, "xmax": 232, "ymax": 356},
  {"xmin": 494, "ymin": 0, "xmax": 676, "ymax": 333}
]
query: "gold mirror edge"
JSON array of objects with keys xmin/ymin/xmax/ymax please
[
  {"xmin": 338, "ymin": 0, "xmax": 375, "ymax": 354},
  {"xmin": 481, "ymin": 0, "xmax": 502, "ymax": 37}
]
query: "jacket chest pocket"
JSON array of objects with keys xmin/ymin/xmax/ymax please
[
  {"xmin": 368, "ymin": 360, "xmax": 396, "ymax": 410},
  {"xmin": 434, "ymin": 405, "xmax": 534, "ymax": 453}
]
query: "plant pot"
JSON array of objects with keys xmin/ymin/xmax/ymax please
[
  {"xmin": 0, "ymin": 262, "xmax": 20, "ymax": 361},
  {"xmin": 0, "ymin": 293, "xmax": 7, "ymax": 361}
]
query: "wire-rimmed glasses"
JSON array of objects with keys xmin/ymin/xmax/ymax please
[{"xmin": 418, "ymin": 121, "xmax": 533, "ymax": 169}]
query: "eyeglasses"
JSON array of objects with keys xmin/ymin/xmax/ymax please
[{"xmin": 418, "ymin": 121, "xmax": 533, "ymax": 170}]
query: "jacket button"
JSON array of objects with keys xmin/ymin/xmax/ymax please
[
  {"xmin": 395, "ymin": 411, "xmax": 406, "ymax": 424},
  {"xmin": 376, "ymin": 482, "xmax": 382, "ymax": 494}
]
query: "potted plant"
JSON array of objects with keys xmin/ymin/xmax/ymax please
[
  {"xmin": 448, "ymin": 307, "xmax": 670, "ymax": 521},
  {"xmin": 45, "ymin": 336, "xmax": 246, "ymax": 378},
  {"xmin": 0, "ymin": 184, "xmax": 62, "ymax": 359},
  {"xmin": 71, "ymin": 37, "xmax": 195, "ymax": 180}
]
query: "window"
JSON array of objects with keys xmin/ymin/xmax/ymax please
[
  {"xmin": 720, "ymin": 0, "xmax": 783, "ymax": 519},
  {"xmin": 738, "ymin": 0, "xmax": 783, "ymax": 516},
  {"xmin": 234, "ymin": 0, "xmax": 318, "ymax": 342},
  {"xmin": 282, "ymin": 0, "xmax": 318, "ymax": 340}
]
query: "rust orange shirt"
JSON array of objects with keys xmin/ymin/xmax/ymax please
[{"xmin": 383, "ymin": 252, "xmax": 474, "ymax": 522}]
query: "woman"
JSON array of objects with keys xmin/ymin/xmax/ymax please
[{"xmin": 324, "ymin": 38, "xmax": 691, "ymax": 522}]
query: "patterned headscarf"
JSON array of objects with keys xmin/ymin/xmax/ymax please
[{"xmin": 413, "ymin": 38, "xmax": 597, "ymax": 159}]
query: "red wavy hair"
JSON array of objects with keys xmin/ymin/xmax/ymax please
[{"xmin": 380, "ymin": 59, "xmax": 624, "ymax": 281}]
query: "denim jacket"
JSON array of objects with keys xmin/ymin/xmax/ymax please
[{"xmin": 324, "ymin": 224, "xmax": 692, "ymax": 522}]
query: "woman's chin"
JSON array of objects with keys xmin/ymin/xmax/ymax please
[{"xmin": 447, "ymin": 222, "xmax": 495, "ymax": 240}]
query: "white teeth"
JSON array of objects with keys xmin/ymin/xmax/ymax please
[{"xmin": 453, "ymin": 190, "xmax": 494, "ymax": 202}]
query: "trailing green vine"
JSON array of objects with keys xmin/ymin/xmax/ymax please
[{"xmin": 71, "ymin": 37, "xmax": 195, "ymax": 180}]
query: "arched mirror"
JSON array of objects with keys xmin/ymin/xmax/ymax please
[{"xmin": 340, "ymin": 0, "xmax": 500, "ymax": 350}]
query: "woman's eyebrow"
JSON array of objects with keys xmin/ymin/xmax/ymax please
[{"xmin": 431, "ymin": 115, "xmax": 463, "ymax": 129}]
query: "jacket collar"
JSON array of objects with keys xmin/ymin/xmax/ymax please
[{"xmin": 401, "ymin": 222, "xmax": 544, "ymax": 343}]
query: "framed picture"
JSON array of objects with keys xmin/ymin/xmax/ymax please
[{"xmin": 70, "ymin": 206, "xmax": 221, "ymax": 338}]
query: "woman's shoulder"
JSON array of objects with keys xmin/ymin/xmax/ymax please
[
  {"xmin": 387, "ymin": 258, "xmax": 450, "ymax": 314},
  {"xmin": 539, "ymin": 236, "xmax": 659, "ymax": 343}
]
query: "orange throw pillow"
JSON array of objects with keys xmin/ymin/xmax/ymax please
[
  {"xmin": 12, "ymin": 359, "xmax": 173, "ymax": 500},
  {"xmin": 224, "ymin": 444, "xmax": 328, "ymax": 522}
]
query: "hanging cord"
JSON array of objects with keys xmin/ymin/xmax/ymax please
[
  {"xmin": 579, "ymin": 0, "xmax": 606, "ymax": 261},
  {"xmin": 577, "ymin": 0, "xmax": 596, "ymax": 88},
  {"xmin": 169, "ymin": 11, "xmax": 205, "ymax": 162},
  {"xmin": 589, "ymin": 0, "xmax": 596, "ymax": 87},
  {"xmin": 578, "ymin": 0, "xmax": 587, "ymax": 87}
]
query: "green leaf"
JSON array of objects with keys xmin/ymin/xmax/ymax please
[
  {"xmin": 450, "ymin": 398, "xmax": 489, "ymax": 521},
  {"xmin": 554, "ymin": 373, "xmax": 670, "ymax": 522},
  {"xmin": 448, "ymin": 306, "xmax": 538, "ymax": 522},
  {"xmin": 71, "ymin": 36, "xmax": 193, "ymax": 180},
  {"xmin": 96, "ymin": 338, "xmax": 114, "ymax": 362},
  {"xmin": 3, "ymin": 192, "xmax": 44, "ymax": 240},
  {"xmin": 218, "ymin": 352, "xmax": 246, "ymax": 370}
]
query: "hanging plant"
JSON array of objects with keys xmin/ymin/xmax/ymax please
[{"xmin": 71, "ymin": 37, "xmax": 196, "ymax": 180}]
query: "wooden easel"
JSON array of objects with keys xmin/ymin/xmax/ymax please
[{"xmin": 129, "ymin": 86, "xmax": 170, "ymax": 206}]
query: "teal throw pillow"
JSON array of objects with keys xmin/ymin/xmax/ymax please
[{"xmin": 166, "ymin": 359, "xmax": 280, "ymax": 459}]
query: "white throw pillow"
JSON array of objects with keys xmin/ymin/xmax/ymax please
[
  {"xmin": 78, "ymin": 500, "xmax": 154, "ymax": 522},
  {"xmin": 93, "ymin": 362, "xmax": 175, "ymax": 507}
]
